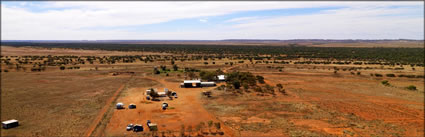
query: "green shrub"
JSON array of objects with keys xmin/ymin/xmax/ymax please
[
  {"xmin": 381, "ymin": 80, "xmax": 390, "ymax": 86},
  {"xmin": 375, "ymin": 73, "xmax": 383, "ymax": 77},
  {"xmin": 386, "ymin": 74, "xmax": 396, "ymax": 77},
  {"xmin": 406, "ymin": 85, "xmax": 417, "ymax": 91}
]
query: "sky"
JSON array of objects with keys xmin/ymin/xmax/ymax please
[{"xmin": 1, "ymin": 2, "xmax": 424, "ymax": 40}]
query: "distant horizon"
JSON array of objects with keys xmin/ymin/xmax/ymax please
[{"xmin": 1, "ymin": 39, "xmax": 424, "ymax": 41}]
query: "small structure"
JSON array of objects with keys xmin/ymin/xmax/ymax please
[
  {"xmin": 2, "ymin": 119, "xmax": 19, "ymax": 129},
  {"xmin": 217, "ymin": 75, "xmax": 226, "ymax": 81},
  {"xmin": 116, "ymin": 102, "xmax": 124, "ymax": 109}
]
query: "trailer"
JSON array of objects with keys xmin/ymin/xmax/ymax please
[
  {"xmin": 147, "ymin": 123, "xmax": 158, "ymax": 131},
  {"xmin": 2, "ymin": 119, "xmax": 19, "ymax": 129}
]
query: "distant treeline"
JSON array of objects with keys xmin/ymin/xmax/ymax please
[{"xmin": 2, "ymin": 42, "xmax": 424, "ymax": 64}]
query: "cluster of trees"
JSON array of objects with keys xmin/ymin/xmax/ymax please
[
  {"xmin": 370, "ymin": 73, "xmax": 424, "ymax": 78},
  {"xmin": 199, "ymin": 69, "xmax": 224, "ymax": 81}
]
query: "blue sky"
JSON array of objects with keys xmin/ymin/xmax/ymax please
[{"xmin": 1, "ymin": 2, "xmax": 423, "ymax": 40}]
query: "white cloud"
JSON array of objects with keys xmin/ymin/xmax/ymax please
[
  {"xmin": 1, "ymin": 2, "xmax": 423, "ymax": 40},
  {"xmin": 199, "ymin": 19, "xmax": 208, "ymax": 23},
  {"xmin": 224, "ymin": 16, "xmax": 259, "ymax": 23}
]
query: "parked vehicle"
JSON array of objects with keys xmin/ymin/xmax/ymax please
[
  {"xmin": 126, "ymin": 124, "xmax": 134, "ymax": 131},
  {"xmin": 133, "ymin": 124, "xmax": 143, "ymax": 132},
  {"xmin": 129, "ymin": 104, "xmax": 136, "ymax": 109},
  {"xmin": 172, "ymin": 92, "xmax": 178, "ymax": 98},
  {"xmin": 147, "ymin": 123, "xmax": 158, "ymax": 131},
  {"xmin": 116, "ymin": 102, "xmax": 124, "ymax": 109},
  {"xmin": 162, "ymin": 102, "xmax": 168, "ymax": 110}
]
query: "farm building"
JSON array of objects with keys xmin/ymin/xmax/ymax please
[
  {"xmin": 180, "ymin": 80, "xmax": 216, "ymax": 88},
  {"xmin": 181, "ymin": 80, "xmax": 201, "ymax": 88},
  {"xmin": 146, "ymin": 88, "xmax": 170, "ymax": 97},
  {"xmin": 2, "ymin": 119, "xmax": 19, "ymax": 129},
  {"xmin": 201, "ymin": 82, "xmax": 216, "ymax": 87}
]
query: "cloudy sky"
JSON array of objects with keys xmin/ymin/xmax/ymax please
[{"xmin": 1, "ymin": 2, "xmax": 424, "ymax": 40}]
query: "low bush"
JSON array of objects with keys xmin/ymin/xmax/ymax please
[
  {"xmin": 386, "ymin": 74, "xmax": 396, "ymax": 77},
  {"xmin": 381, "ymin": 80, "xmax": 390, "ymax": 86},
  {"xmin": 406, "ymin": 85, "xmax": 417, "ymax": 91},
  {"xmin": 375, "ymin": 73, "xmax": 383, "ymax": 77}
]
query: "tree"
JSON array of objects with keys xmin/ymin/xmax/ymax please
[
  {"xmin": 187, "ymin": 72, "xmax": 196, "ymax": 79},
  {"xmin": 233, "ymin": 81, "xmax": 241, "ymax": 89},
  {"xmin": 171, "ymin": 60, "xmax": 175, "ymax": 65},
  {"xmin": 154, "ymin": 67, "xmax": 160, "ymax": 74},
  {"xmin": 256, "ymin": 75, "xmax": 265, "ymax": 84},
  {"xmin": 200, "ymin": 71, "xmax": 217, "ymax": 81},
  {"xmin": 381, "ymin": 80, "xmax": 390, "ymax": 86},
  {"xmin": 276, "ymin": 84, "xmax": 283, "ymax": 89},
  {"xmin": 406, "ymin": 85, "xmax": 417, "ymax": 90},
  {"xmin": 173, "ymin": 64, "xmax": 179, "ymax": 71},
  {"xmin": 180, "ymin": 124, "xmax": 186, "ymax": 137},
  {"xmin": 160, "ymin": 65, "xmax": 167, "ymax": 71}
]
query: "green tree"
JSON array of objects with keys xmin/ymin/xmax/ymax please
[
  {"xmin": 173, "ymin": 64, "xmax": 179, "ymax": 71},
  {"xmin": 256, "ymin": 75, "xmax": 265, "ymax": 84}
]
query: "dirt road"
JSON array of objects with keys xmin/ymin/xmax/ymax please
[{"xmin": 85, "ymin": 75, "xmax": 133, "ymax": 137}]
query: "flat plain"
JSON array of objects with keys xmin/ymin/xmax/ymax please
[{"xmin": 1, "ymin": 41, "xmax": 423, "ymax": 136}]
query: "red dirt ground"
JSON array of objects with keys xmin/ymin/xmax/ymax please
[{"xmin": 103, "ymin": 75, "xmax": 234, "ymax": 136}]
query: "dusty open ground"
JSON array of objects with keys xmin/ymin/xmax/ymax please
[
  {"xmin": 204, "ymin": 64, "xmax": 424, "ymax": 136},
  {"xmin": 1, "ymin": 46, "xmax": 424, "ymax": 137}
]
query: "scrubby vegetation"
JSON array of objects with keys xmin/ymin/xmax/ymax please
[
  {"xmin": 2, "ymin": 42, "xmax": 424, "ymax": 65},
  {"xmin": 406, "ymin": 85, "xmax": 417, "ymax": 91}
]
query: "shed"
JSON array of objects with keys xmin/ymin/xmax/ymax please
[
  {"xmin": 201, "ymin": 82, "xmax": 216, "ymax": 87},
  {"xmin": 2, "ymin": 119, "xmax": 19, "ymax": 129},
  {"xmin": 181, "ymin": 80, "xmax": 201, "ymax": 88}
]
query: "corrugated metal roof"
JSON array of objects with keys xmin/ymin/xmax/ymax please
[
  {"xmin": 201, "ymin": 82, "xmax": 215, "ymax": 84},
  {"xmin": 183, "ymin": 80, "xmax": 201, "ymax": 83},
  {"xmin": 2, "ymin": 119, "xmax": 18, "ymax": 124}
]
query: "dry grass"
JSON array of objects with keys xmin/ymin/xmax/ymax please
[{"xmin": 1, "ymin": 70, "xmax": 130, "ymax": 136}]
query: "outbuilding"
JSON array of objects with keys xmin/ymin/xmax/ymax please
[
  {"xmin": 181, "ymin": 80, "xmax": 201, "ymax": 88},
  {"xmin": 2, "ymin": 119, "xmax": 19, "ymax": 129},
  {"xmin": 200, "ymin": 82, "xmax": 216, "ymax": 87}
]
